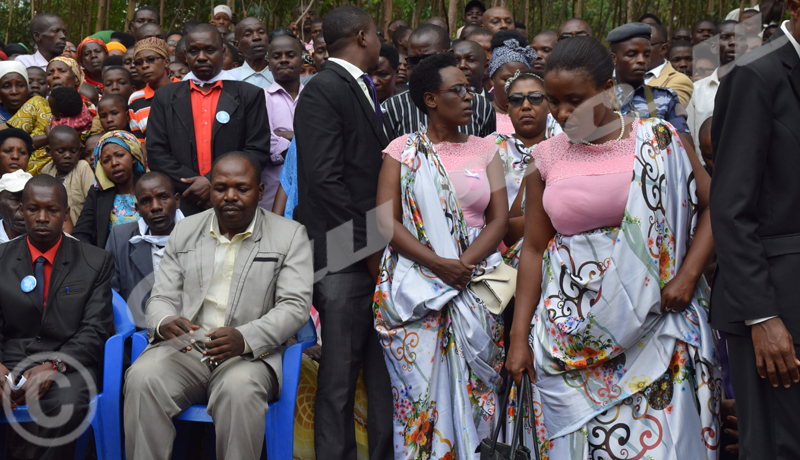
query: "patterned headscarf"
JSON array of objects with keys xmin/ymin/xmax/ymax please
[
  {"xmin": 488, "ymin": 38, "xmax": 537, "ymax": 78},
  {"xmin": 76, "ymin": 37, "xmax": 109, "ymax": 65},
  {"xmin": 134, "ymin": 37, "xmax": 170, "ymax": 60},
  {"xmin": 48, "ymin": 56, "xmax": 85, "ymax": 85},
  {"xmin": 92, "ymin": 130, "xmax": 146, "ymax": 190}
]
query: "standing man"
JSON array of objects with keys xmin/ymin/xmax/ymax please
[
  {"xmin": 645, "ymin": 22, "xmax": 694, "ymax": 106},
  {"xmin": 710, "ymin": 1, "xmax": 800, "ymax": 458},
  {"xmin": 452, "ymin": 39, "xmax": 487, "ymax": 94},
  {"xmin": 294, "ymin": 6, "xmax": 393, "ymax": 460},
  {"xmin": 530, "ymin": 30, "xmax": 557, "ymax": 74},
  {"xmin": 129, "ymin": 6, "xmax": 160, "ymax": 35},
  {"xmin": 557, "ymin": 18, "xmax": 593, "ymax": 40},
  {"xmin": 232, "ymin": 17, "xmax": 272, "ymax": 88},
  {"xmin": 0, "ymin": 175, "xmax": 113, "ymax": 460},
  {"xmin": 146, "ymin": 24, "xmax": 272, "ymax": 216},
  {"xmin": 482, "ymin": 6, "xmax": 514, "ymax": 34},
  {"xmin": 15, "ymin": 13, "xmax": 67, "ymax": 70}
]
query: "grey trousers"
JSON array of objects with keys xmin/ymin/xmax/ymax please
[
  {"xmin": 313, "ymin": 271, "xmax": 393, "ymax": 460},
  {"xmin": 123, "ymin": 341, "xmax": 278, "ymax": 460}
]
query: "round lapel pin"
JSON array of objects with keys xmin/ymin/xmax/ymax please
[
  {"xmin": 216, "ymin": 111, "xmax": 230, "ymax": 124},
  {"xmin": 21, "ymin": 275, "xmax": 36, "ymax": 293}
]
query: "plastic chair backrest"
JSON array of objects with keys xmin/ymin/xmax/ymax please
[
  {"xmin": 111, "ymin": 290, "xmax": 135, "ymax": 333},
  {"xmin": 295, "ymin": 317, "xmax": 317, "ymax": 345}
]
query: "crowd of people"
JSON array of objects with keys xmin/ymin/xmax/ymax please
[{"xmin": 0, "ymin": 0, "xmax": 797, "ymax": 459}]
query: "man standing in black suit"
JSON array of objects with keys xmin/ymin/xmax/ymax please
[
  {"xmin": 294, "ymin": 6, "xmax": 393, "ymax": 460},
  {"xmin": 711, "ymin": 1, "xmax": 800, "ymax": 458},
  {"xmin": 146, "ymin": 23, "xmax": 272, "ymax": 216},
  {"xmin": 0, "ymin": 175, "xmax": 113, "ymax": 459}
]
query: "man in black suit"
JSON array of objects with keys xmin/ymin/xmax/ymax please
[
  {"xmin": 106, "ymin": 172, "xmax": 182, "ymax": 326},
  {"xmin": 0, "ymin": 175, "xmax": 113, "ymax": 460},
  {"xmin": 294, "ymin": 6, "xmax": 393, "ymax": 460},
  {"xmin": 146, "ymin": 23, "xmax": 272, "ymax": 216},
  {"xmin": 710, "ymin": 1, "xmax": 800, "ymax": 457}
]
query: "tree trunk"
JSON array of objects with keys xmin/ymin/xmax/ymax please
[
  {"xmin": 707, "ymin": 0, "xmax": 714, "ymax": 14},
  {"xmin": 384, "ymin": 0, "xmax": 394, "ymax": 36},
  {"xmin": 447, "ymin": 0, "xmax": 458, "ymax": 37},
  {"xmin": 626, "ymin": 0, "xmax": 633, "ymax": 23},
  {"xmin": 105, "ymin": 0, "xmax": 111, "ymax": 29},
  {"xmin": 598, "ymin": 0, "xmax": 614, "ymax": 39},
  {"xmin": 160, "ymin": 0, "xmax": 166, "ymax": 26},
  {"xmin": 5, "ymin": 0, "xmax": 13, "ymax": 43},
  {"xmin": 126, "ymin": 0, "xmax": 135, "ymax": 32},
  {"xmin": 738, "ymin": 0, "xmax": 745, "ymax": 18},
  {"xmin": 413, "ymin": 0, "xmax": 423, "ymax": 28},
  {"xmin": 558, "ymin": 0, "xmax": 567, "ymax": 24},
  {"xmin": 95, "ymin": 0, "xmax": 105, "ymax": 33},
  {"xmin": 668, "ymin": 0, "xmax": 676, "ymax": 40},
  {"xmin": 574, "ymin": 0, "xmax": 582, "ymax": 18},
  {"xmin": 524, "ymin": 0, "xmax": 530, "ymax": 36}
]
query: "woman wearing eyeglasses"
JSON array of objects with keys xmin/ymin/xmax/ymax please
[
  {"xmin": 129, "ymin": 37, "xmax": 173, "ymax": 143},
  {"xmin": 374, "ymin": 53, "xmax": 509, "ymax": 459},
  {"xmin": 506, "ymin": 36, "xmax": 718, "ymax": 460},
  {"xmin": 488, "ymin": 30, "xmax": 538, "ymax": 136}
]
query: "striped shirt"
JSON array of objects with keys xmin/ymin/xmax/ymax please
[
  {"xmin": 128, "ymin": 84, "xmax": 156, "ymax": 142},
  {"xmin": 382, "ymin": 90, "xmax": 496, "ymax": 140}
]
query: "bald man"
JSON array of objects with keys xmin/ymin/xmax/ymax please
[
  {"xmin": 557, "ymin": 18, "xmax": 593, "ymax": 40},
  {"xmin": 482, "ymin": 7, "xmax": 514, "ymax": 33}
]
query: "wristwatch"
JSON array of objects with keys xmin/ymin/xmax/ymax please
[{"xmin": 50, "ymin": 359, "xmax": 67, "ymax": 373}]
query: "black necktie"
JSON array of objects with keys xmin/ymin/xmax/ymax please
[
  {"xmin": 362, "ymin": 74, "xmax": 383, "ymax": 125},
  {"xmin": 34, "ymin": 256, "xmax": 46, "ymax": 307}
]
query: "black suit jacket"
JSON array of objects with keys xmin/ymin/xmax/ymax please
[
  {"xmin": 145, "ymin": 80, "xmax": 272, "ymax": 215},
  {"xmin": 710, "ymin": 27, "xmax": 800, "ymax": 341},
  {"xmin": 294, "ymin": 61, "xmax": 390, "ymax": 273},
  {"xmin": 105, "ymin": 221, "xmax": 153, "ymax": 319},
  {"xmin": 72, "ymin": 186, "xmax": 116, "ymax": 249},
  {"xmin": 0, "ymin": 236, "xmax": 114, "ymax": 377}
]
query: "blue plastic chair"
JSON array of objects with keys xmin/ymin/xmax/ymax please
[
  {"xmin": 130, "ymin": 317, "xmax": 317, "ymax": 460},
  {"xmin": 0, "ymin": 289, "xmax": 135, "ymax": 460}
]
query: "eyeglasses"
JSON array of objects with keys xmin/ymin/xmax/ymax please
[
  {"xmin": 429, "ymin": 85, "xmax": 475, "ymax": 99},
  {"xmin": 558, "ymin": 32, "xmax": 590, "ymax": 41},
  {"xmin": 507, "ymin": 92, "xmax": 545, "ymax": 107},
  {"xmin": 406, "ymin": 53, "xmax": 441, "ymax": 68},
  {"xmin": 65, "ymin": 46, "xmax": 77, "ymax": 52},
  {"xmin": 167, "ymin": 40, "xmax": 178, "ymax": 46},
  {"xmin": 133, "ymin": 56, "xmax": 165, "ymax": 66}
]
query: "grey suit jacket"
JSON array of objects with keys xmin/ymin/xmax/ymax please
[
  {"xmin": 145, "ymin": 208, "xmax": 314, "ymax": 389},
  {"xmin": 106, "ymin": 221, "xmax": 154, "ymax": 324}
]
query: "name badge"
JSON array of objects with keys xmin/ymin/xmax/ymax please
[
  {"xmin": 216, "ymin": 111, "xmax": 230, "ymax": 124},
  {"xmin": 21, "ymin": 275, "xmax": 36, "ymax": 293}
]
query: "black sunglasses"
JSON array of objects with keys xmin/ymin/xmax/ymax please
[
  {"xmin": 507, "ymin": 92, "xmax": 545, "ymax": 107},
  {"xmin": 558, "ymin": 32, "xmax": 590, "ymax": 41},
  {"xmin": 133, "ymin": 55, "xmax": 165, "ymax": 66}
]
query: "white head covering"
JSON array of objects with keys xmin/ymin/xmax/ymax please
[
  {"xmin": 0, "ymin": 170, "xmax": 33, "ymax": 193},
  {"xmin": 213, "ymin": 5, "xmax": 232, "ymax": 19},
  {"xmin": 0, "ymin": 61, "xmax": 29, "ymax": 86}
]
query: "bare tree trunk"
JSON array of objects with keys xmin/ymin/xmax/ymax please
[
  {"xmin": 447, "ymin": 0, "xmax": 458, "ymax": 37},
  {"xmin": 626, "ymin": 0, "xmax": 633, "ymax": 23},
  {"xmin": 738, "ymin": 0, "xmax": 745, "ymax": 18},
  {"xmin": 707, "ymin": 0, "xmax": 714, "ymax": 14},
  {"xmin": 574, "ymin": 0, "xmax": 583, "ymax": 18},
  {"xmin": 159, "ymin": 0, "xmax": 165, "ymax": 26},
  {"xmin": 524, "ymin": 0, "xmax": 530, "ymax": 35},
  {"xmin": 668, "ymin": 0, "xmax": 676, "ymax": 39},
  {"xmin": 413, "ymin": 0, "xmax": 423, "ymax": 27},
  {"xmin": 105, "ymin": 0, "xmax": 111, "ymax": 29},
  {"xmin": 126, "ymin": 0, "xmax": 135, "ymax": 31},
  {"xmin": 95, "ymin": 0, "xmax": 105, "ymax": 33},
  {"xmin": 385, "ymin": 0, "xmax": 394, "ymax": 36},
  {"xmin": 5, "ymin": 0, "xmax": 13, "ymax": 43},
  {"xmin": 558, "ymin": 0, "xmax": 567, "ymax": 24},
  {"xmin": 598, "ymin": 0, "xmax": 614, "ymax": 39}
]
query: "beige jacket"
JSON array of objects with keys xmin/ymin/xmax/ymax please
[
  {"xmin": 145, "ymin": 207, "xmax": 314, "ymax": 390},
  {"xmin": 40, "ymin": 159, "xmax": 95, "ymax": 225},
  {"xmin": 647, "ymin": 61, "xmax": 694, "ymax": 107}
]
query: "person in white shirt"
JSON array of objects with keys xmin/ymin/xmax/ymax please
[
  {"xmin": 15, "ymin": 13, "xmax": 67, "ymax": 71},
  {"xmin": 0, "ymin": 170, "xmax": 32, "ymax": 244}
]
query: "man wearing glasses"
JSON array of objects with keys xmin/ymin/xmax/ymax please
[
  {"xmin": 382, "ymin": 24, "xmax": 496, "ymax": 139},
  {"xmin": 556, "ymin": 18, "xmax": 593, "ymax": 41},
  {"xmin": 645, "ymin": 22, "xmax": 694, "ymax": 106}
]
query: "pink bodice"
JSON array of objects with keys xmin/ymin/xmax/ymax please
[
  {"xmin": 533, "ymin": 129, "xmax": 636, "ymax": 236},
  {"xmin": 384, "ymin": 134, "xmax": 497, "ymax": 228}
]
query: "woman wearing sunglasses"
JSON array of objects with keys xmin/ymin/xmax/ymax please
[
  {"xmin": 374, "ymin": 53, "xmax": 509, "ymax": 459},
  {"xmin": 129, "ymin": 37, "xmax": 172, "ymax": 143},
  {"xmin": 488, "ymin": 30, "xmax": 537, "ymax": 135},
  {"xmin": 506, "ymin": 36, "xmax": 718, "ymax": 460}
]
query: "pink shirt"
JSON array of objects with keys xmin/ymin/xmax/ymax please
[
  {"xmin": 261, "ymin": 81, "xmax": 303, "ymax": 210},
  {"xmin": 385, "ymin": 135, "xmax": 497, "ymax": 228},
  {"xmin": 533, "ymin": 129, "xmax": 636, "ymax": 236},
  {"xmin": 496, "ymin": 112, "xmax": 515, "ymax": 136}
]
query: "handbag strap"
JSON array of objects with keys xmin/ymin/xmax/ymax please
[
  {"xmin": 488, "ymin": 378, "xmax": 515, "ymax": 457},
  {"xmin": 508, "ymin": 373, "xmax": 529, "ymax": 455},
  {"xmin": 525, "ymin": 371, "xmax": 541, "ymax": 460}
]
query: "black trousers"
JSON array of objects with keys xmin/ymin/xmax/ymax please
[
  {"xmin": 727, "ymin": 333, "xmax": 800, "ymax": 460},
  {"xmin": 313, "ymin": 271, "xmax": 393, "ymax": 460}
]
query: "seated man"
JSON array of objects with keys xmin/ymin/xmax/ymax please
[
  {"xmin": 0, "ymin": 174, "xmax": 113, "ymax": 460},
  {"xmin": 124, "ymin": 152, "xmax": 313, "ymax": 460},
  {"xmin": 0, "ymin": 170, "xmax": 33, "ymax": 243},
  {"xmin": 106, "ymin": 171, "xmax": 183, "ymax": 325}
]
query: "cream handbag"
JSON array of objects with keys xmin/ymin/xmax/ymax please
[{"xmin": 469, "ymin": 263, "xmax": 518, "ymax": 315}]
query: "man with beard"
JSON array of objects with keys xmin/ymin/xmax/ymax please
[
  {"xmin": 0, "ymin": 169, "xmax": 32, "ymax": 243},
  {"xmin": 608, "ymin": 23, "xmax": 691, "ymax": 142},
  {"xmin": 145, "ymin": 24, "xmax": 271, "ymax": 216},
  {"xmin": 687, "ymin": 20, "xmax": 747, "ymax": 160},
  {"xmin": 15, "ymin": 13, "xmax": 67, "ymax": 70},
  {"xmin": 105, "ymin": 172, "xmax": 183, "ymax": 319}
]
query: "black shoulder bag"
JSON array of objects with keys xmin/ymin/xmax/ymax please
[{"xmin": 478, "ymin": 371, "xmax": 541, "ymax": 460}]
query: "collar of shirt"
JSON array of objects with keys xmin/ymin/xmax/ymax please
[
  {"xmin": 143, "ymin": 83, "xmax": 156, "ymax": 99},
  {"xmin": 129, "ymin": 209, "xmax": 185, "ymax": 246},
  {"xmin": 0, "ymin": 220, "xmax": 9, "ymax": 244},
  {"xmin": 237, "ymin": 61, "xmax": 273, "ymax": 81},
  {"xmin": 266, "ymin": 80, "xmax": 304, "ymax": 99},
  {"xmin": 28, "ymin": 235, "xmax": 62, "ymax": 266},
  {"xmin": 327, "ymin": 57, "xmax": 373, "ymax": 106},
  {"xmin": 182, "ymin": 69, "xmax": 235, "ymax": 87},
  {"xmin": 15, "ymin": 51, "xmax": 48, "ymax": 69},
  {"xmin": 645, "ymin": 59, "xmax": 668, "ymax": 82},
  {"xmin": 209, "ymin": 212, "xmax": 257, "ymax": 244},
  {"xmin": 614, "ymin": 79, "xmax": 641, "ymax": 107},
  {"xmin": 781, "ymin": 21, "xmax": 800, "ymax": 58},
  {"xmin": 189, "ymin": 79, "xmax": 224, "ymax": 95}
]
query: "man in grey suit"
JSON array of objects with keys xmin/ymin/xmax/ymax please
[
  {"xmin": 123, "ymin": 152, "xmax": 313, "ymax": 460},
  {"xmin": 105, "ymin": 172, "xmax": 183, "ymax": 326}
]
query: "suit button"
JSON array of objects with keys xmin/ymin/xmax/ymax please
[{"xmin": 35, "ymin": 336, "xmax": 42, "ymax": 343}]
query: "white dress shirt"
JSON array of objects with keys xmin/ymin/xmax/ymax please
[
  {"xmin": 0, "ymin": 220, "xmax": 10, "ymax": 244},
  {"xmin": 686, "ymin": 69, "xmax": 720, "ymax": 162},
  {"xmin": 14, "ymin": 51, "xmax": 49, "ymax": 71},
  {"xmin": 645, "ymin": 59, "xmax": 668, "ymax": 84},
  {"xmin": 326, "ymin": 57, "xmax": 374, "ymax": 106}
]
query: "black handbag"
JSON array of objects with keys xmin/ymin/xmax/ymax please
[{"xmin": 477, "ymin": 371, "xmax": 541, "ymax": 460}]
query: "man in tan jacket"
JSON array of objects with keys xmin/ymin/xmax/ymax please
[
  {"xmin": 646, "ymin": 22, "xmax": 694, "ymax": 106},
  {"xmin": 123, "ymin": 152, "xmax": 313, "ymax": 460}
]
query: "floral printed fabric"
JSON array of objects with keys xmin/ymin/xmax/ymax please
[
  {"xmin": 109, "ymin": 193, "xmax": 140, "ymax": 230},
  {"xmin": 509, "ymin": 118, "xmax": 721, "ymax": 460},
  {"xmin": 373, "ymin": 131, "xmax": 506, "ymax": 460},
  {"xmin": 8, "ymin": 95, "xmax": 52, "ymax": 175}
]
